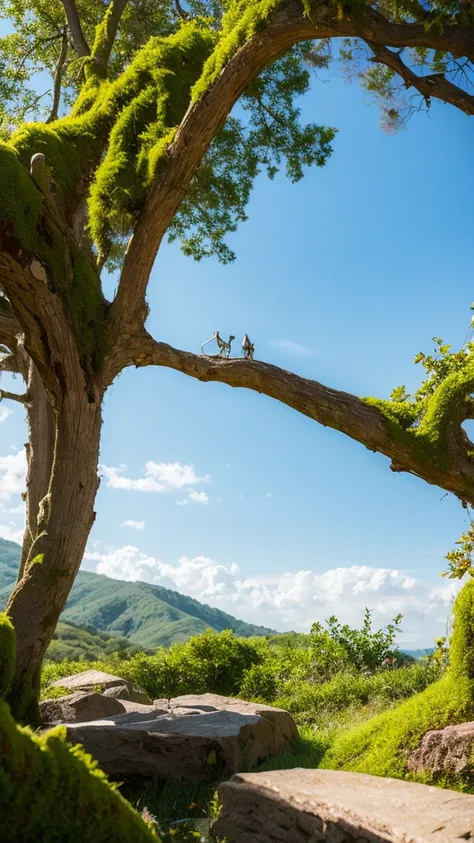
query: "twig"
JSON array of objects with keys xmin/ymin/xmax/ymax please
[{"xmin": 46, "ymin": 29, "xmax": 68, "ymax": 123}]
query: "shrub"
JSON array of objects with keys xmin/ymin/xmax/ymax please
[{"xmin": 321, "ymin": 579, "xmax": 474, "ymax": 787}]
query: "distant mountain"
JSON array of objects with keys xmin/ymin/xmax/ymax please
[
  {"xmin": 401, "ymin": 647, "xmax": 436, "ymax": 660},
  {"xmin": 0, "ymin": 539, "xmax": 275, "ymax": 648}
]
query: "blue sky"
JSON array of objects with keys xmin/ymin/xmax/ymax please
[{"xmin": 0, "ymin": 59, "xmax": 473, "ymax": 646}]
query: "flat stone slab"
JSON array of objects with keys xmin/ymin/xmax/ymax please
[
  {"xmin": 40, "ymin": 692, "xmax": 126, "ymax": 724},
  {"xmin": 61, "ymin": 695, "xmax": 298, "ymax": 782},
  {"xmin": 50, "ymin": 669, "xmax": 132, "ymax": 693},
  {"xmin": 408, "ymin": 720, "xmax": 474, "ymax": 776},
  {"xmin": 213, "ymin": 768, "xmax": 474, "ymax": 842}
]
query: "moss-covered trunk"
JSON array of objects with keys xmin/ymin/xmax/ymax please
[{"xmin": 5, "ymin": 388, "xmax": 102, "ymax": 723}]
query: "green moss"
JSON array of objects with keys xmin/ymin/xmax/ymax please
[
  {"xmin": 88, "ymin": 22, "xmax": 216, "ymax": 258},
  {"xmin": 0, "ymin": 144, "xmax": 42, "ymax": 252},
  {"xmin": 362, "ymin": 396, "xmax": 451, "ymax": 469},
  {"xmin": 0, "ymin": 701, "xmax": 159, "ymax": 842},
  {"xmin": 450, "ymin": 578, "xmax": 474, "ymax": 681},
  {"xmin": 0, "ymin": 614, "xmax": 15, "ymax": 699},
  {"xmin": 321, "ymin": 580, "xmax": 474, "ymax": 787},
  {"xmin": 28, "ymin": 554, "xmax": 44, "ymax": 568}
]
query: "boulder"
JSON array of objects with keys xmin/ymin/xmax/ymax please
[
  {"xmin": 408, "ymin": 720, "xmax": 474, "ymax": 776},
  {"xmin": 61, "ymin": 695, "xmax": 298, "ymax": 782},
  {"xmin": 103, "ymin": 684, "xmax": 152, "ymax": 705},
  {"xmin": 40, "ymin": 692, "xmax": 126, "ymax": 724},
  {"xmin": 49, "ymin": 669, "xmax": 136, "ymax": 694},
  {"xmin": 213, "ymin": 768, "xmax": 474, "ymax": 843}
]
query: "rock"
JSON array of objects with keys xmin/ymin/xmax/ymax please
[
  {"xmin": 213, "ymin": 768, "xmax": 474, "ymax": 843},
  {"xmin": 408, "ymin": 720, "xmax": 474, "ymax": 776},
  {"xmin": 61, "ymin": 695, "xmax": 298, "ymax": 782},
  {"xmin": 103, "ymin": 684, "xmax": 152, "ymax": 705},
  {"xmin": 49, "ymin": 669, "xmax": 132, "ymax": 693},
  {"xmin": 40, "ymin": 692, "xmax": 126, "ymax": 724}
]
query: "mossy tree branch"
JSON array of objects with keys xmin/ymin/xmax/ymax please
[
  {"xmin": 109, "ymin": 0, "xmax": 474, "ymax": 336},
  {"xmin": 117, "ymin": 330, "xmax": 474, "ymax": 505},
  {"xmin": 90, "ymin": 0, "xmax": 130, "ymax": 73}
]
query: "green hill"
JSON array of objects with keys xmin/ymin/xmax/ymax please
[
  {"xmin": 48, "ymin": 622, "xmax": 141, "ymax": 662},
  {"xmin": 0, "ymin": 539, "xmax": 274, "ymax": 649}
]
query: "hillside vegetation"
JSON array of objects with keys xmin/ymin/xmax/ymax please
[{"xmin": 0, "ymin": 539, "xmax": 274, "ymax": 649}]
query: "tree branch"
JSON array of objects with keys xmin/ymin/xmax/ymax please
[
  {"xmin": 61, "ymin": 0, "xmax": 90, "ymax": 57},
  {"xmin": 46, "ymin": 29, "xmax": 68, "ymax": 124},
  {"xmin": 109, "ymin": 330, "xmax": 474, "ymax": 505},
  {"xmin": 0, "ymin": 389, "xmax": 28, "ymax": 404},
  {"xmin": 366, "ymin": 41, "xmax": 474, "ymax": 115},
  {"xmin": 91, "ymin": 0, "xmax": 129, "ymax": 70},
  {"xmin": 109, "ymin": 0, "xmax": 474, "ymax": 337}
]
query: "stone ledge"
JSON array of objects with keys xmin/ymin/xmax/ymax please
[{"xmin": 213, "ymin": 768, "xmax": 474, "ymax": 842}]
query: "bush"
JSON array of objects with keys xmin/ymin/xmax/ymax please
[
  {"xmin": 320, "ymin": 579, "xmax": 474, "ymax": 787},
  {"xmin": 42, "ymin": 629, "xmax": 267, "ymax": 700},
  {"xmin": 274, "ymin": 662, "xmax": 439, "ymax": 726}
]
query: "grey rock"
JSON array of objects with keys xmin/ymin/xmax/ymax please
[
  {"xmin": 103, "ymin": 684, "xmax": 152, "ymax": 705},
  {"xmin": 49, "ymin": 669, "xmax": 132, "ymax": 693},
  {"xmin": 40, "ymin": 692, "xmax": 125, "ymax": 724},
  {"xmin": 213, "ymin": 768, "xmax": 474, "ymax": 843},
  {"xmin": 408, "ymin": 720, "xmax": 474, "ymax": 776},
  {"xmin": 61, "ymin": 694, "xmax": 298, "ymax": 782}
]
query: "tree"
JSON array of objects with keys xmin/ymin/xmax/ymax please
[{"xmin": 0, "ymin": 0, "xmax": 472, "ymax": 721}]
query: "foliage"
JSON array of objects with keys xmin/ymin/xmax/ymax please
[
  {"xmin": 320, "ymin": 578, "xmax": 474, "ymax": 787},
  {"xmin": 47, "ymin": 622, "xmax": 139, "ymax": 662}
]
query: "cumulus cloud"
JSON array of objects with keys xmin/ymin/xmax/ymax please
[
  {"xmin": 0, "ymin": 450, "xmax": 26, "ymax": 500},
  {"xmin": 0, "ymin": 522, "xmax": 23, "ymax": 543},
  {"xmin": 121, "ymin": 519, "xmax": 145, "ymax": 529},
  {"xmin": 269, "ymin": 339, "xmax": 316, "ymax": 357},
  {"xmin": 83, "ymin": 546, "xmax": 456, "ymax": 645},
  {"xmin": 176, "ymin": 489, "xmax": 209, "ymax": 506},
  {"xmin": 0, "ymin": 407, "xmax": 12, "ymax": 423},
  {"xmin": 101, "ymin": 461, "xmax": 210, "ymax": 494}
]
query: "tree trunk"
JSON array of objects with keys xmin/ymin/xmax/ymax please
[
  {"xmin": 18, "ymin": 362, "xmax": 56, "ymax": 578},
  {"xmin": 5, "ymin": 386, "xmax": 102, "ymax": 723}
]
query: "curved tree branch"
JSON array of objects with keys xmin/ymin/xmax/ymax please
[
  {"xmin": 366, "ymin": 41, "xmax": 474, "ymax": 115},
  {"xmin": 109, "ymin": 0, "xmax": 474, "ymax": 337},
  {"xmin": 111, "ymin": 330, "xmax": 474, "ymax": 506},
  {"xmin": 61, "ymin": 0, "xmax": 90, "ymax": 57}
]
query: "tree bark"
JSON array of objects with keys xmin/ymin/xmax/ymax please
[{"xmin": 5, "ymin": 387, "xmax": 102, "ymax": 723}]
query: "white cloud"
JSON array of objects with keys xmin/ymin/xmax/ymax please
[
  {"xmin": 0, "ymin": 522, "xmax": 23, "ymax": 543},
  {"xmin": 121, "ymin": 519, "xmax": 145, "ymax": 530},
  {"xmin": 188, "ymin": 490, "xmax": 209, "ymax": 505},
  {"xmin": 8, "ymin": 503, "xmax": 25, "ymax": 515},
  {"xmin": 82, "ymin": 547, "xmax": 456, "ymax": 646},
  {"xmin": 177, "ymin": 489, "xmax": 209, "ymax": 506},
  {"xmin": 101, "ymin": 461, "xmax": 210, "ymax": 494},
  {"xmin": 269, "ymin": 339, "xmax": 316, "ymax": 357},
  {"xmin": 0, "ymin": 407, "xmax": 12, "ymax": 423},
  {"xmin": 0, "ymin": 450, "xmax": 26, "ymax": 500},
  {"xmin": 265, "ymin": 492, "xmax": 272, "ymax": 499}
]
